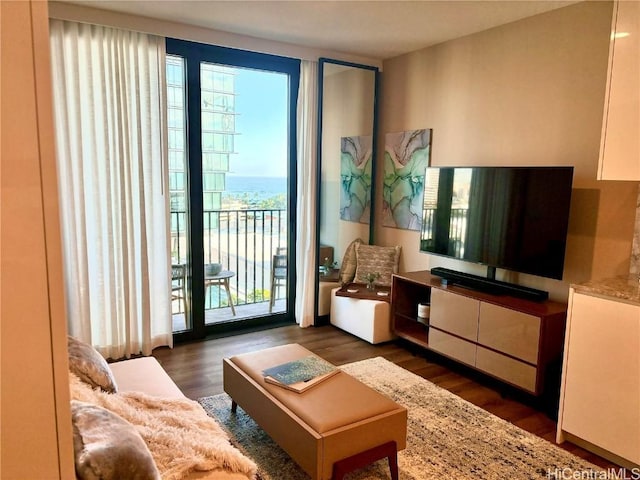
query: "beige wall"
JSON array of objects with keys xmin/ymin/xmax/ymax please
[
  {"xmin": 1, "ymin": 1, "xmax": 74, "ymax": 477},
  {"xmin": 376, "ymin": 1, "xmax": 638, "ymax": 300}
]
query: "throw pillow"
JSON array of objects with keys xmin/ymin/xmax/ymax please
[
  {"xmin": 354, "ymin": 244, "xmax": 401, "ymax": 287},
  {"xmin": 338, "ymin": 238, "xmax": 363, "ymax": 285},
  {"xmin": 68, "ymin": 336, "xmax": 118, "ymax": 393},
  {"xmin": 71, "ymin": 400, "xmax": 160, "ymax": 480}
]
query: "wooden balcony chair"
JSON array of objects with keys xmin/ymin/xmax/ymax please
[
  {"xmin": 269, "ymin": 248, "xmax": 287, "ymax": 313},
  {"xmin": 171, "ymin": 264, "xmax": 186, "ymax": 314}
]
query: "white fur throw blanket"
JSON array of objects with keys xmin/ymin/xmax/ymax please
[{"xmin": 70, "ymin": 373, "xmax": 257, "ymax": 480}]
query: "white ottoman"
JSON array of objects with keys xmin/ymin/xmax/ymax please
[
  {"xmin": 329, "ymin": 288, "xmax": 396, "ymax": 344},
  {"xmin": 318, "ymin": 281, "xmax": 340, "ymax": 317}
]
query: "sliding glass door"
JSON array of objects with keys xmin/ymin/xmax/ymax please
[{"xmin": 167, "ymin": 40, "xmax": 300, "ymax": 341}]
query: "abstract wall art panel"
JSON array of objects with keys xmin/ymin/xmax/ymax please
[
  {"xmin": 382, "ymin": 129, "xmax": 432, "ymax": 230},
  {"xmin": 340, "ymin": 135, "xmax": 372, "ymax": 223}
]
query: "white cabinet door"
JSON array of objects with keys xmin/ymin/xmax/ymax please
[
  {"xmin": 598, "ymin": 0, "xmax": 640, "ymax": 181},
  {"xmin": 430, "ymin": 288, "xmax": 479, "ymax": 341},
  {"xmin": 559, "ymin": 291, "xmax": 640, "ymax": 464}
]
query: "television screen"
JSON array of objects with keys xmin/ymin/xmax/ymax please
[{"xmin": 419, "ymin": 166, "xmax": 574, "ymax": 280}]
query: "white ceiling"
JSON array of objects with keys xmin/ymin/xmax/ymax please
[{"xmin": 65, "ymin": 0, "xmax": 578, "ymax": 60}]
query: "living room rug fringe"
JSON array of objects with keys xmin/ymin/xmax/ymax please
[{"xmin": 199, "ymin": 356, "xmax": 602, "ymax": 480}]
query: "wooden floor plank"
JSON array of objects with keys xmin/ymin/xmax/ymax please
[{"xmin": 152, "ymin": 323, "xmax": 617, "ymax": 470}]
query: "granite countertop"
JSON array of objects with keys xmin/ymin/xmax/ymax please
[{"xmin": 573, "ymin": 275, "xmax": 640, "ymax": 305}]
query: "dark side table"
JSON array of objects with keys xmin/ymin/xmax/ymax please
[{"xmin": 335, "ymin": 282, "xmax": 391, "ymax": 303}]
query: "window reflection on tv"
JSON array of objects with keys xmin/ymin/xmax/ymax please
[{"xmin": 420, "ymin": 166, "xmax": 573, "ymax": 280}]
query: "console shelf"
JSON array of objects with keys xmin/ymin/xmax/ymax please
[{"xmin": 391, "ymin": 270, "xmax": 567, "ymax": 396}]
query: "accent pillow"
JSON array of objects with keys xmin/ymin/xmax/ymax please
[
  {"xmin": 67, "ymin": 336, "xmax": 118, "ymax": 393},
  {"xmin": 338, "ymin": 238, "xmax": 363, "ymax": 285},
  {"xmin": 71, "ymin": 400, "xmax": 160, "ymax": 480},
  {"xmin": 354, "ymin": 244, "xmax": 401, "ymax": 287}
]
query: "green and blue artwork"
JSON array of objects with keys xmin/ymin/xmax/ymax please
[
  {"xmin": 382, "ymin": 129, "xmax": 432, "ymax": 230},
  {"xmin": 340, "ymin": 135, "xmax": 373, "ymax": 223}
]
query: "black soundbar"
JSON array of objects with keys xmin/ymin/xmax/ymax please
[{"xmin": 430, "ymin": 267, "xmax": 549, "ymax": 302}]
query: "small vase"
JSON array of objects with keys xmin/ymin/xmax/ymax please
[{"xmin": 366, "ymin": 281, "xmax": 375, "ymax": 291}]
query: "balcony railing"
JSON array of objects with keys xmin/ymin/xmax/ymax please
[
  {"xmin": 420, "ymin": 207, "xmax": 468, "ymax": 258},
  {"xmin": 171, "ymin": 208, "xmax": 287, "ymax": 313}
]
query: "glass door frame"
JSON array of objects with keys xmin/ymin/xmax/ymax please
[{"xmin": 166, "ymin": 39, "xmax": 300, "ymax": 342}]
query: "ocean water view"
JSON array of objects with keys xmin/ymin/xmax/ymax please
[{"xmin": 223, "ymin": 175, "xmax": 287, "ymax": 204}]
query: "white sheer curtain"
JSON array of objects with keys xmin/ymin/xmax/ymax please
[
  {"xmin": 49, "ymin": 20, "xmax": 172, "ymax": 358},
  {"xmin": 295, "ymin": 60, "xmax": 318, "ymax": 328}
]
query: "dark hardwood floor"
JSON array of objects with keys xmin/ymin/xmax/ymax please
[{"xmin": 152, "ymin": 323, "xmax": 615, "ymax": 470}]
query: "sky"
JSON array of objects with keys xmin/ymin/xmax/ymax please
[{"xmin": 230, "ymin": 67, "xmax": 288, "ymax": 178}]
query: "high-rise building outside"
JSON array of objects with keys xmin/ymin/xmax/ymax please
[
  {"xmin": 166, "ymin": 56, "xmax": 238, "ymax": 262},
  {"xmin": 200, "ymin": 62, "xmax": 237, "ymax": 211}
]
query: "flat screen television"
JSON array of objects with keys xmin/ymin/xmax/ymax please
[{"xmin": 420, "ymin": 166, "xmax": 573, "ymax": 289}]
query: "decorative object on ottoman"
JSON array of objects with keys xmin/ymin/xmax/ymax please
[
  {"xmin": 262, "ymin": 355, "xmax": 339, "ymax": 392},
  {"xmin": 362, "ymin": 272, "xmax": 380, "ymax": 290}
]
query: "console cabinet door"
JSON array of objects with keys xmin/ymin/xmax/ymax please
[
  {"xmin": 478, "ymin": 303, "xmax": 540, "ymax": 364},
  {"xmin": 559, "ymin": 291, "xmax": 640, "ymax": 464},
  {"xmin": 475, "ymin": 346, "xmax": 537, "ymax": 392},
  {"xmin": 430, "ymin": 288, "xmax": 479, "ymax": 341},
  {"xmin": 429, "ymin": 329, "xmax": 477, "ymax": 366}
]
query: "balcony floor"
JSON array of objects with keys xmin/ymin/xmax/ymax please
[{"xmin": 172, "ymin": 298, "xmax": 286, "ymax": 332}]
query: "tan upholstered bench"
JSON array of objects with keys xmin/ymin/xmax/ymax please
[{"xmin": 223, "ymin": 344, "xmax": 407, "ymax": 480}]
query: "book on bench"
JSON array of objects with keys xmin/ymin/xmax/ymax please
[{"xmin": 262, "ymin": 356, "xmax": 339, "ymax": 393}]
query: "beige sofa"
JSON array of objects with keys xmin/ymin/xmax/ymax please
[
  {"xmin": 106, "ymin": 356, "xmax": 254, "ymax": 480},
  {"xmin": 68, "ymin": 334, "xmax": 257, "ymax": 479}
]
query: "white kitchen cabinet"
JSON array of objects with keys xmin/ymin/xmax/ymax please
[
  {"xmin": 557, "ymin": 288, "xmax": 640, "ymax": 467},
  {"xmin": 598, "ymin": 0, "xmax": 640, "ymax": 181}
]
